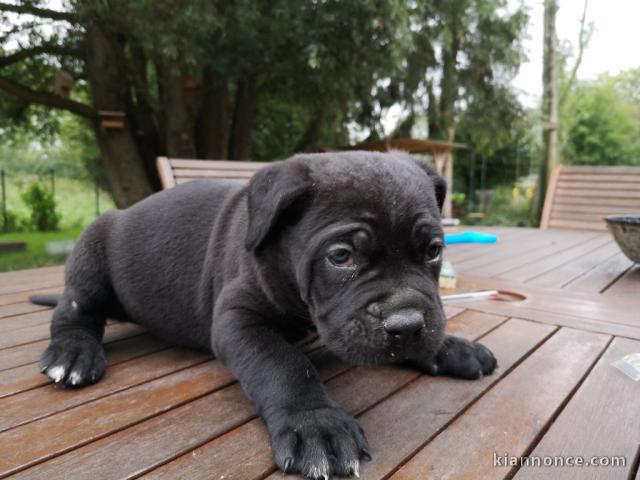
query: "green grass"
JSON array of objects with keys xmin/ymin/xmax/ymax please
[
  {"xmin": 0, "ymin": 175, "xmax": 115, "ymax": 272},
  {"xmin": 3, "ymin": 175, "xmax": 114, "ymax": 230},
  {"xmin": 0, "ymin": 228, "xmax": 83, "ymax": 272}
]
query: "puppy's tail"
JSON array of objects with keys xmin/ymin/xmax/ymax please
[{"xmin": 29, "ymin": 294, "xmax": 62, "ymax": 307}]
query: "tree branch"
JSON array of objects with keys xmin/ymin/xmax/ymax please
[
  {"xmin": 560, "ymin": 0, "xmax": 590, "ymax": 106},
  {"xmin": 0, "ymin": 44, "xmax": 82, "ymax": 68},
  {"xmin": 0, "ymin": 76, "xmax": 95, "ymax": 118},
  {"xmin": 0, "ymin": 2, "xmax": 76, "ymax": 22}
]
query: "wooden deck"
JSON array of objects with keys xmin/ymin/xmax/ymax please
[{"xmin": 1, "ymin": 227, "xmax": 639, "ymax": 479}]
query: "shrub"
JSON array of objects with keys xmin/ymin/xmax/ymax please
[{"xmin": 21, "ymin": 181, "xmax": 59, "ymax": 231}]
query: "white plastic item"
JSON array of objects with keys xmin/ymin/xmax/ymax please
[{"xmin": 611, "ymin": 353, "xmax": 640, "ymax": 381}]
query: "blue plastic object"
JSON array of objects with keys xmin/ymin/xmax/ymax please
[{"xmin": 444, "ymin": 231, "xmax": 498, "ymax": 245}]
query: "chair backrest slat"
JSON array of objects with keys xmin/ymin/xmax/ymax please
[
  {"xmin": 540, "ymin": 165, "xmax": 640, "ymax": 231},
  {"xmin": 156, "ymin": 157, "xmax": 268, "ymax": 189}
]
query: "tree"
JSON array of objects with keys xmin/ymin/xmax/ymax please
[
  {"xmin": 537, "ymin": 0, "xmax": 558, "ymax": 221},
  {"xmin": 1, "ymin": 0, "xmax": 412, "ymax": 206},
  {"xmin": 561, "ymin": 75, "xmax": 640, "ymax": 166},
  {"xmin": 1, "ymin": 1, "xmax": 528, "ymax": 207}
]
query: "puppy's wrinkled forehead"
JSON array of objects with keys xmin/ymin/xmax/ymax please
[{"xmin": 306, "ymin": 151, "xmax": 442, "ymax": 220}]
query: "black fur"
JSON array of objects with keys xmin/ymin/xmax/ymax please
[{"xmin": 37, "ymin": 151, "xmax": 496, "ymax": 479}]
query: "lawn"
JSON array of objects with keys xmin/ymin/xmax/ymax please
[
  {"xmin": 0, "ymin": 176, "xmax": 114, "ymax": 272},
  {"xmin": 0, "ymin": 228, "xmax": 83, "ymax": 271}
]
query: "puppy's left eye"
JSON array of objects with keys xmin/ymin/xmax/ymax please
[
  {"xmin": 327, "ymin": 246, "xmax": 355, "ymax": 268},
  {"xmin": 425, "ymin": 241, "xmax": 443, "ymax": 263}
]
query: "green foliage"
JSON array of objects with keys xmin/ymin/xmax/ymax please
[
  {"xmin": 21, "ymin": 181, "xmax": 59, "ymax": 231},
  {"xmin": 561, "ymin": 74, "xmax": 640, "ymax": 166},
  {"xmin": 467, "ymin": 186, "xmax": 536, "ymax": 227}
]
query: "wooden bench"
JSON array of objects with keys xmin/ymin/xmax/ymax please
[
  {"xmin": 540, "ymin": 165, "xmax": 640, "ymax": 231},
  {"xmin": 156, "ymin": 157, "xmax": 269, "ymax": 189}
]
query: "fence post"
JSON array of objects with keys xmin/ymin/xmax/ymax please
[{"xmin": 1, "ymin": 169, "xmax": 7, "ymax": 231}]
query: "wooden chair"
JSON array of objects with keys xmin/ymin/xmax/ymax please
[
  {"xmin": 156, "ymin": 157, "xmax": 269, "ymax": 189},
  {"xmin": 540, "ymin": 165, "xmax": 640, "ymax": 231}
]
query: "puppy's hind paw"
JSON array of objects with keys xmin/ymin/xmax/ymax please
[{"xmin": 40, "ymin": 336, "xmax": 106, "ymax": 388}]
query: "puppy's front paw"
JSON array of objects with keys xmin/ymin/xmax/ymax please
[
  {"xmin": 40, "ymin": 335, "xmax": 106, "ymax": 387},
  {"xmin": 424, "ymin": 335, "xmax": 497, "ymax": 380},
  {"xmin": 267, "ymin": 405, "xmax": 370, "ymax": 479}
]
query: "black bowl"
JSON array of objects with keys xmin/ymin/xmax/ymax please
[{"xmin": 605, "ymin": 215, "xmax": 640, "ymax": 263}]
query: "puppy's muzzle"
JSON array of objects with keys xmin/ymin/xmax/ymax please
[{"xmin": 382, "ymin": 309, "xmax": 425, "ymax": 339}]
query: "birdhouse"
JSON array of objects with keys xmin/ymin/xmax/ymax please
[
  {"xmin": 99, "ymin": 111, "xmax": 126, "ymax": 129},
  {"xmin": 54, "ymin": 70, "xmax": 75, "ymax": 98}
]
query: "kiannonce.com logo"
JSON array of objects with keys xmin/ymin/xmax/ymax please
[{"xmin": 493, "ymin": 452, "xmax": 627, "ymax": 468}]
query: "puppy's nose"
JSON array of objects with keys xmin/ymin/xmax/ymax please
[{"xmin": 383, "ymin": 309, "xmax": 425, "ymax": 338}]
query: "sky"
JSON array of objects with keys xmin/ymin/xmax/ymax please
[{"xmin": 513, "ymin": 0, "xmax": 640, "ymax": 107}]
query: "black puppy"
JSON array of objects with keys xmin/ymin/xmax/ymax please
[{"xmin": 35, "ymin": 151, "xmax": 496, "ymax": 479}]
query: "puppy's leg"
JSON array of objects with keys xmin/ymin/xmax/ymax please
[
  {"xmin": 417, "ymin": 334, "xmax": 497, "ymax": 380},
  {"xmin": 213, "ymin": 307, "xmax": 369, "ymax": 479},
  {"xmin": 40, "ymin": 219, "xmax": 113, "ymax": 387}
]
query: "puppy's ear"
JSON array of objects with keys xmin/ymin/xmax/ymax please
[
  {"xmin": 246, "ymin": 160, "xmax": 312, "ymax": 252},
  {"xmin": 412, "ymin": 157, "xmax": 447, "ymax": 212}
]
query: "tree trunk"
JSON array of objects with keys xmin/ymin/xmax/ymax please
[
  {"xmin": 294, "ymin": 107, "xmax": 325, "ymax": 153},
  {"xmin": 163, "ymin": 73, "xmax": 198, "ymax": 158},
  {"xmin": 85, "ymin": 26, "xmax": 154, "ymax": 207},
  {"xmin": 537, "ymin": 0, "xmax": 559, "ymax": 222},
  {"xmin": 196, "ymin": 68, "xmax": 230, "ymax": 159},
  {"xmin": 229, "ymin": 77, "xmax": 257, "ymax": 160},
  {"xmin": 439, "ymin": 24, "xmax": 461, "ymax": 139}
]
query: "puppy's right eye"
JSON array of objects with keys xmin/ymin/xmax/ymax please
[{"xmin": 327, "ymin": 247, "xmax": 355, "ymax": 268}]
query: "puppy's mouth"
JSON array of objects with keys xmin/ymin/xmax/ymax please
[{"xmin": 319, "ymin": 313, "xmax": 444, "ymax": 366}]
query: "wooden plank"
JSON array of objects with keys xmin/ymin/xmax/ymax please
[
  {"xmin": 15, "ymin": 310, "xmax": 501, "ymax": 479},
  {"xmin": 0, "ymin": 348, "xmax": 211, "ymax": 432},
  {"xmin": 555, "ymin": 188, "xmax": 640, "ymax": 199},
  {"xmin": 547, "ymin": 218, "xmax": 607, "ymax": 231},
  {"xmin": 10, "ymin": 348, "xmax": 349, "ymax": 479},
  {"xmin": 454, "ymin": 229, "xmax": 592, "ymax": 273},
  {"xmin": 258, "ymin": 319, "xmax": 557, "ymax": 480},
  {"xmin": 553, "ymin": 195, "xmax": 640, "ymax": 207},
  {"xmin": 557, "ymin": 173, "xmax": 640, "ymax": 182},
  {"xmin": 513, "ymin": 336, "xmax": 640, "ymax": 480},
  {"xmin": 540, "ymin": 165, "xmax": 562, "ymax": 230},
  {"xmin": 445, "ymin": 228, "xmax": 541, "ymax": 264},
  {"xmin": 0, "ymin": 287, "xmax": 62, "ymax": 307},
  {"xmin": 462, "ymin": 231, "xmax": 601, "ymax": 277},
  {"xmin": 603, "ymin": 264, "xmax": 640, "ymax": 297},
  {"xmin": 560, "ymin": 165, "xmax": 640, "ymax": 175},
  {"xmin": 564, "ymin": 251, "xmax": 634, "ymax": 293},
  {"xmin": 0, "ymin": 322, "xmax": 145, "ymax": 371},
  {"xmin": 556, "ymin": 180, "xmax": 640, "ymax": 191},
  {"xmin": 458, "ymin": 273, "xmax": 640, "ymax": 326},
  {"xmin": 390, "ymin": 328, "xmax": 610, "ymax": 480},
  {"xmin": 496, "ymin": 234, "xmax": 612, "ymax": 284},
  {"xmin": 169, "ymin": 159, "xmax": 269, "ymax": 170},
  {"xmin": 0, "ymin": 335, "xmax": 168, "ymax": 399},
  {"xmin": 175, "ymin": 177, "xmax": 249, "ymax": 185},
  {"xmin": 552, "ymin": 203, "xmax": 640, "ymax": 215},
  {"xmin": 0, "ymin": 321, "xmax": 54, "ymax": 350},
  {"xmin": 550, "ymin": 211, "xmax": 620, "ymax": 224},
  {"xmin": 0, "ymin": 266, "xmax": 64, "ymax": 296},
  {"xmin": 0, "ymin": 310, "xmax": 51, "ymax": 333},
  {"xmin": 172, "ymin": 168, "xmax": 256, "ymax": 178},
  {"xmin": 155, "ymin": 156, "xmax": 176, "ymax": 189},
  {"xmin": 0, "ymin": 360, "xmax": 234, "ymax": 477},
  {"xmin": 141, "ymin": 312, "xmax": 511, "ymax": 480},
  {"xmin": 528, "ymin": 241, "xmax": 622, "ymax": 289},
  {"xmin": 0, "ymin": 303, "xmax": 48, "ymax": 320}
]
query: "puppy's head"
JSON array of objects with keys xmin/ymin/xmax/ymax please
[{"xmin": 246, "ymin": 151, "xmax": 447, "ymax": 365}]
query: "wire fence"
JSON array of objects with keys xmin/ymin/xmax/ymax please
[{"xmin": 0, "ymin": 167, "xmax": 110, "ymax": 232}]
